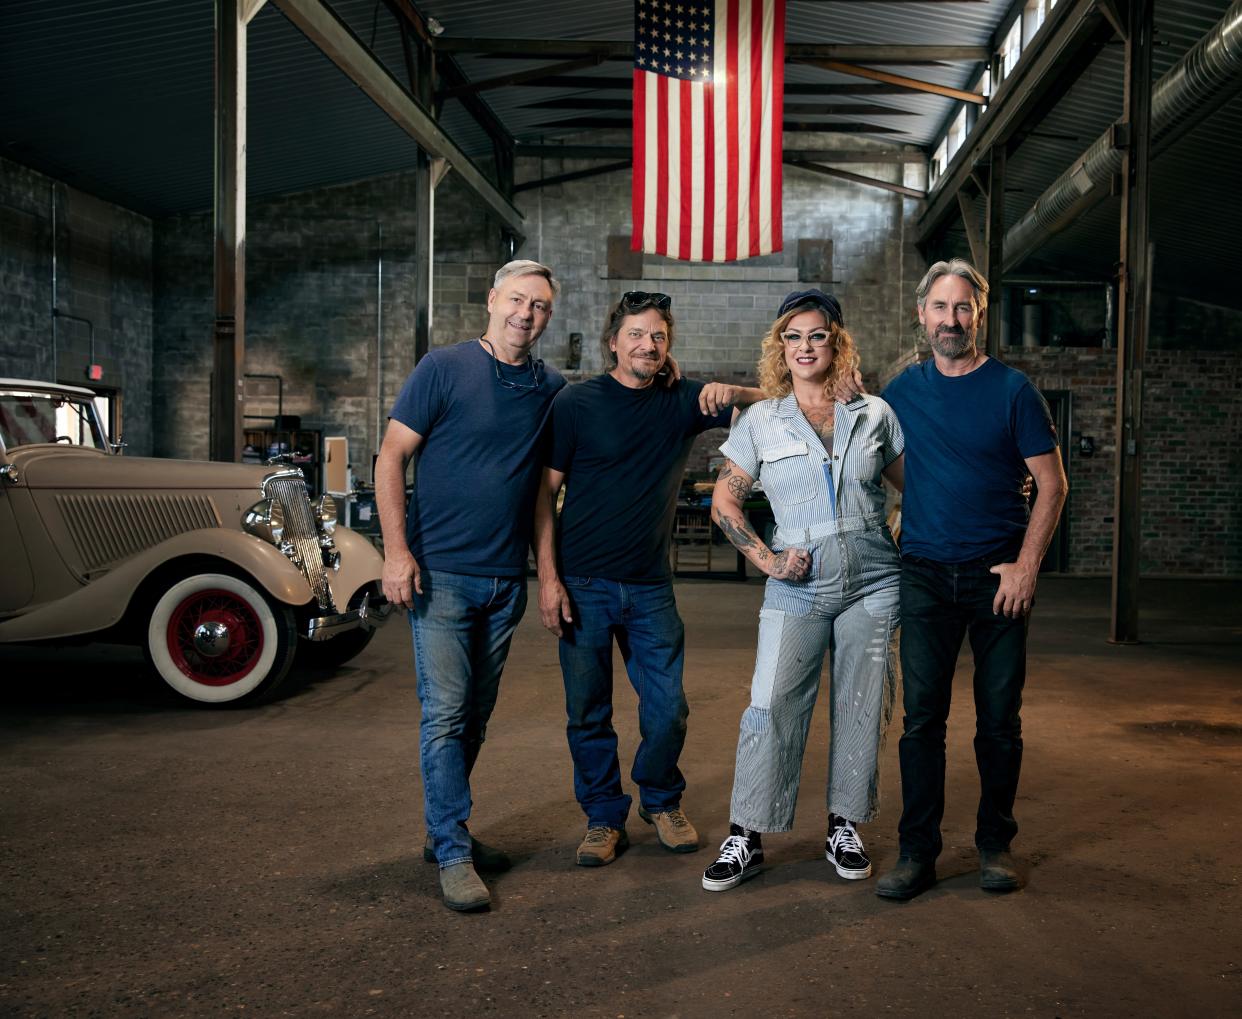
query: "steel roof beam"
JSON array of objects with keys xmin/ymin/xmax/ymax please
[
  {"xmin": 916, "ymin": 0, "xmax": 1114, "ymax": 244},
  {"xmin": 270, "ymin": 0, "xmax": 524, "ymax": 235},
  {"xmin": 498, "ymin": 75, "xmax": 920, "ymax": 95},
  {"xmin": 785, "ymin": 158, "xmax": 926, "ymax": 199},
  {"xmin": 515, "ymin": 144, "xmax": 926, "ymax": 163},
  {"xmin": 794, "ymin": 59, "xmax": 986, "ymax": 103},
  {"xmin": 432, "ymin": 38, "xmax": 989, "ymax": 63},
  {"xmin": 528, "ymin": 115, "xmax": 904, "ymax": 134}
]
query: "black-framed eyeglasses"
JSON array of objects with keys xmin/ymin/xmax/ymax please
[
  {"xmin": 482, "ymin": 338, "xmax": 545, "ymax": 391},
  {"xmin": 621, "ymin": 290, "xmax": 672, "ymax": 311},
  {"xmin": 780, "ymin": 330, "xmax": 832, "ymax": 347}
]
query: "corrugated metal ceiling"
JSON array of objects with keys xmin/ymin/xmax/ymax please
[
  {"xmin": 1, "ymin": 0, "xmax": 1237, "ymax": 308},
  {"xmin": 986, "ymin": 0, "xmax": 1242, "ymax": 306},
  {"xmin": 1, "ymin": 0, "xmax": 1007, "ymax": 213}
]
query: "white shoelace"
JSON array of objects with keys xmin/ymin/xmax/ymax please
[
  {"xmin": 713, "ymin": 834, "xmax": 755, "ymax": 867},
  {"xmin": 830, "ymin": 821, "xmax": 865, "ymax": 856}
]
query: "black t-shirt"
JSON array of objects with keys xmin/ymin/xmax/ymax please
[{"xmin": 548, "ymin": 374, "xmax": 731, "ymax": 582}]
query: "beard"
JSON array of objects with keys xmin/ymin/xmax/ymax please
[
  {"xmin": 926, "ymin": 324, "xmax": 974, "ymax": 359},
  {"xmin": 623, "ymin": 355, "xmax": 663, "ymax": 380}
]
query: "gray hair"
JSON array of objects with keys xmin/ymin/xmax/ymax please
[
  {"xmin": 915, "ymin": 258, "xmax": 989, "ymax": 314},
  {"xmin": 493, "ymin": 258, "xmax": 561, "ymax": 297}
]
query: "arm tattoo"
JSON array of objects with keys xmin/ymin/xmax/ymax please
[
  {"xmin": 713, "ymin": 511, "xmax": 769, "ymax": 562},
  {"xmin": 718, "ymin": 461, "xmax": 733, "ymax": 480},
  {"xmin": 727, "ymin": 475, "xmax": 751, "ymax": 502}
]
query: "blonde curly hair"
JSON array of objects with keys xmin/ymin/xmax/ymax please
[{"xmin": 756, "ymin": 305, "xmax": 860, "ymax": 400}]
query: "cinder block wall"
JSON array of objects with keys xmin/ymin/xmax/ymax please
[
  {"xmin": 0, "ymin": 157, "xmax": 154, "ymax": 454},
  {"xmin": 7, "ymin": 147, "xmax": 1239, "ymax": 577}
]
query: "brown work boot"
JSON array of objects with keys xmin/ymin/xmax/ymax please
[
  {"xmin": 638, "ymin": 805, "xmax": 700, "ymax": 853},
  {"xmin": 575, "ymin": 826, "xmax": 629, "ymax": 867}
]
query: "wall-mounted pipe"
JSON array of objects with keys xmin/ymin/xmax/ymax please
[
  {"xmin": 376, "ymin": 221, "xmax": 384, "ymax": 470},
  {"xmin": 50, "ymin": 184, "xmax": 58, "ymax": 381},
  {"xmin": 1003, "ymin": 0, "xmax": 1242, "ymax": 270},
  {"xmin": 52, "ymin": 310, "xmax": 94, "ymax": 370}
]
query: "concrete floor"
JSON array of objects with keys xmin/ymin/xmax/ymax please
[{"xmin": 1, "ymin": 577, "xmax": 1239, "ymax": 1017}]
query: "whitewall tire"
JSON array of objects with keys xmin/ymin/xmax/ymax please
[{"xmin": 146, "ymin": 572, "xmax": 298, "ymax": 705}]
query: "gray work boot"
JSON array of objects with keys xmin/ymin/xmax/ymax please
[
  {"xmin": 875, "ymin": 857, "xmax": 937, "ymax": 900},
  {"xmin": 979, "ymin": 849, "xmax": 1023, "ymax": 892},
  {"xmin": 439, "ymin": 862, "xmax": 490, "ymax": 912}
]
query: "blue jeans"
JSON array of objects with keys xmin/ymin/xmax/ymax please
[
  {"xmin": 410, "ymin": 570, "xmax": 528, "ymax": 869},
  {"xmin": 897, "ymin": 554, "xmax": 1029, "ymax": 862},
  {"xmin": 558, "ymin": 576, "xmax": 688, "ymax": 829}
]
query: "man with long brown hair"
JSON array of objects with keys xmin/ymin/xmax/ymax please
[{"xmin": 534, "ymin": 291, "xmax": 762, "ymax": 868}]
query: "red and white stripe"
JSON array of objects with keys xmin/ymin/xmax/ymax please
[{"xmin": 632, "ymin": 0, "xmax": 784, "ymax": 262}]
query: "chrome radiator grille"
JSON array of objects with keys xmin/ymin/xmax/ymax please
[{"xmin": 266, "ymin": 475, "xmax": 333, "ymax": 611}]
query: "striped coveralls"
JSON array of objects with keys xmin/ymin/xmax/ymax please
[{"xmin": 721, "ymin": 392, "xmax": 904, "ymax": 829}]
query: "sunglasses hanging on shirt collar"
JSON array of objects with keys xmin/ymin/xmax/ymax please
[{"xmin": 481, "ymin": 337, "xmax": 544, "ymax": 391}]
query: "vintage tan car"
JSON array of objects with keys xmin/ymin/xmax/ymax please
[{"xmin": 0, "ymin": 378, "xmax": 390, "ymax": 705}]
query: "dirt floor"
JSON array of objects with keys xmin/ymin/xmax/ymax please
[{"xmin": 1, "ymin": 576, "xmax": 1240, "ymax": 1017}]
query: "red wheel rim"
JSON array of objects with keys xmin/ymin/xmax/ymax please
[{"xmin": 166, "ymin": 588, "xmax": 265, "ymax": 687}]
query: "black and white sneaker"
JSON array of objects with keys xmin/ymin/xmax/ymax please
[
  {"xmin": 826, "ymin": 815, "xmax": 871, "ymax": 880},
  {"xmin": 702, "ymin": 825, "xmax": 764, "ymax": 892}
]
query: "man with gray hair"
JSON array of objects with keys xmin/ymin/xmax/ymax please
[
  {"xmin": 869, "ymin": 258, "xmax": 1068, "ymax": 899},
  {"xmin": 376, "ymin": 259, "xmax": 566, "ymax": 912}
]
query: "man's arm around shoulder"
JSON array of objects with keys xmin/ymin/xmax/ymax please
[
  {"xmin": 990, "ymin": 449, "xmax": 1069, "ymax": 618},
  {"xmin": 698, "ymin": 381, "xmax": 766, "ymax": 417},
  {"xmin": 375, "ymin": 418, "xmax": 425, "ymax": 609}
]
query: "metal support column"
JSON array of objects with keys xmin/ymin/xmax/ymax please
[
  {"xmin": 413, "ymin": 152, "xmax": 433, "ymax": 364},
  {"xmin": 1109, "ymin": 0, "xmax": 1154, "ymax": 644},
  {"xmin": 984, "ymin": 146, "xmax": 1005, "ymax": 357},
  {"xmin": 211, "ymin": 0, "xmax": 247, "ymax": 462}
]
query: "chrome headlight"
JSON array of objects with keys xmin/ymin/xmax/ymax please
[
  {"xmin": 243, "ymin": 498, "xmax": 285, "ymax": 545},
  {"xmin": 316, "ymin": 493, "xmax": 338, "ymax": 534}
]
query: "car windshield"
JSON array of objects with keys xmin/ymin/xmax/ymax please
[{"xmin": 0, "ymin": 391, "xmax": 108, "ymax": 451}]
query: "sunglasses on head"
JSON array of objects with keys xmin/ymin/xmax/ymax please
[{"xmin": 620, "ymin": 291, "xmax": 672, "ymax": 311}]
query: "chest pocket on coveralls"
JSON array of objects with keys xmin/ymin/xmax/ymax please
[
  {"xmin": 758, "ymin": 440, "xmax": 819, "ymax": 507},
  {"xmin": 852, "ymin": 439, "xmax": 882, "ymax": 483}
]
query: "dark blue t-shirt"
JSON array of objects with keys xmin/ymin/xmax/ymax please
[
  {"xmin": 548, "ymin": 374, "xmax": 731, "ymax": 582},
  {"xmin": 389, "ymin": 339, "xmax": 565, "ymax": 576},
  {"xmin": 882, "ymin": 357, "xmax": 1057, "ymax": 563}
]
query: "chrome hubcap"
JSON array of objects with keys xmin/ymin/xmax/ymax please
[{"xmin": 192, "ymin": 621, "xmax": 231, "ymax": 657}]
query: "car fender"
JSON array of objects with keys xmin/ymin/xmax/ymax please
[
  {"xmin": 0, "ymin": 529, "xmax": 312, "ymax": 643},
  {"xmin": 326, "ymin": 526, "xmax": 385, "ymax": 609}
]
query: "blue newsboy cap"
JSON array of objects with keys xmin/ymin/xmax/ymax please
[{"xmin": 777, "ymin": 288, "xmax": 844, "ymax": 326}]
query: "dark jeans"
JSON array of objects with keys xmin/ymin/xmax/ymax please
[
  {"xmin": 558, "ymin": 576, "xmax": 688, "ymax": 829},
  {"xmin": 897, "ymin": 554, "xmax": 1029, "ymax": 862}
]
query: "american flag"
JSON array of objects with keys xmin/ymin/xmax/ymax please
[{"xmin": 632, "ymin": 0, "xmax": 785, "ymax": 262}]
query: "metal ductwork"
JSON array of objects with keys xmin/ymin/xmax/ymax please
[{"xmin": 1003, "ymin": 0, "xmax": 1242, "ymax": 269}]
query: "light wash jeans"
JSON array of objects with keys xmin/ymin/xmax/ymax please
[
  {"xmin": 729, "ymin": 521, "xmax": 901, "ymax": 831},
  {"xmin": 410, "ymin": 569, "xmax": 527, "ymax": 868}
]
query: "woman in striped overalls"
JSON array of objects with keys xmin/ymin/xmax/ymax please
[{"xmin": 702, "ymin": 289, "xmax": 905, "ymax": 892}]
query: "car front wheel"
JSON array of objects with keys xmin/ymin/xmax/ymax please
[{"xmin": 146, "ymin": 573, "xmax": 298, "ymax": 705}]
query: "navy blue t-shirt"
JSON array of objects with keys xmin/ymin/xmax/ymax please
[
  {"xmin": 882, "ymin": 357, "xmax": 1057, "ymax": 563},
  {"xmin": 548, "ymin": 374, "xmax": 731, "ymax": 582},
  {"xmin": 389, "ymin": 339, "xmax": 565, "ymax": 576}
]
